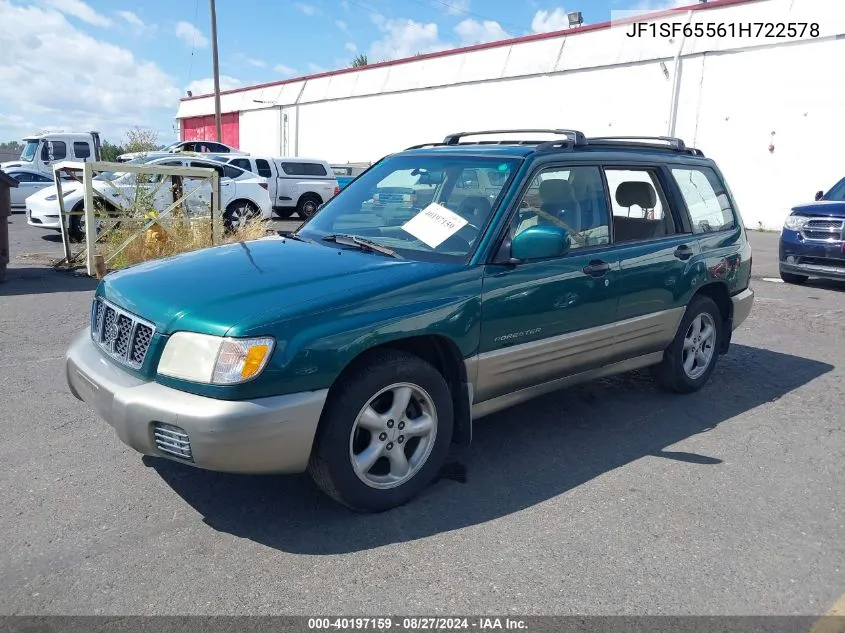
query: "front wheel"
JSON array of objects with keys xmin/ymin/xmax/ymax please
[
  {"xmin": 308, "ymin": 349, "xmax": 454, "ymax": 512},
  {"xmin": 653, "ymin": 295, "xmax": 723, "ymax": 394}
]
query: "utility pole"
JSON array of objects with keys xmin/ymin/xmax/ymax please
[{"xmin": 210, "ymin": 0, "xmax": 222, "ymax": 142}]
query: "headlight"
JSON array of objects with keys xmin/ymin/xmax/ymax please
[
  {"xmin": 157, "ymin": 332, "xmax": 275, "ymax": 384},
  {"xmin": 783, "ymin": 215, "xmax": 810, "ymax": 230},
  {"xmin": 45, "ymin": 189, "xmax": 78, "ymax": 201}
]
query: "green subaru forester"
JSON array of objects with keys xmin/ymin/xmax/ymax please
[{"xmin": 65, "ymin": 130, "xmax": 754, "ymax": 512}]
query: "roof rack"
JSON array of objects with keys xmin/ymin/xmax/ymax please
[
  {"xmin": 443, "ymin": 129, "xmax": 587, "ymax": 147},
  {"xmin": 585, "ymin": 135, "xmax": 705, "ymax": 156}
]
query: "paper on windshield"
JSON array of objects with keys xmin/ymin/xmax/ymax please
[{"xmin": 401, "ymin": 203, "xmax": 468, "ymax": 248}]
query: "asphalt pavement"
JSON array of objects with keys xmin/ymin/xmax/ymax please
[{"xmin": 1, "ymin": 214, "xmax": 843, "ymax": 616}]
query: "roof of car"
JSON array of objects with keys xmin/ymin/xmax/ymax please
[{"xmin": 396, "ymin": 131, "xmax": 711, "ymax": 164}]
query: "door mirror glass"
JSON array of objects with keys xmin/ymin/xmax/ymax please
[
  {"xmin": 815, "ymin": 190, "xmax": 824, "ymax": 201},
  {"xmin": 511, "ymin": 225, "xmax": 571, "ymax": 261}
]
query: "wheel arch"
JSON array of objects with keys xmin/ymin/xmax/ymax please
[
  {"xmin": 297, "ymin": 191, "xmax": 324, "ymax": 206},
  {"xmin": 691, "ymin": 282, "xmax": 732, "ymax": 353},
  {"xmin": 326, "ymin": 334, "xmax": 473, "ymax": 448}
]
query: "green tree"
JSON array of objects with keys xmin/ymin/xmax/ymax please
[
  {"xmin": 123, "ymin": 126, "xmax": 160, "ymax": 154},
  {"xmin": 351, "ymin": 53, "xmax": 368, "ymax": 67},
  {"xmin": 0, "ymin": 141, "xmax": 24, "ymax": 153},
  {"xmin": 100, "ymin": 140, "xmax": 126, "ymax": 162}
]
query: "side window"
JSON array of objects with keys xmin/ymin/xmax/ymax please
[
  {"xmin": 255, "ymin": 159, "xmax": 273, "ymax": 178},
  {"xmin": 604, "ymin": 168, "xmax": 675, "ymax": 243},
  {"xmin": 205, "ymin": 142, "xmax": 228, "ymax": 152},
  {"xmin": 40, "ymin": 141, "xmax": 67, "ymax": 161},
  {"xmin": 230, "ymin": 158, "xmax": 251, "ymax": 171},
  {"xmin": 32, "ymin": 173, "xmax": 53, "ymax": 183},
  {"xmin": 222, "ymin": 165, "xmax": 243, "ymax": 179},
  {"xmin": 671, "ymin": 167, "xmax": 736, "ymax": 233},
  {"xmin": 11, "ymin": 172, "xmax": 32, "ymax": 182},
  {"xmin": 149, "ymin": 160, "xmax": 183, "ymax": 183},
  {"xmin": 510, "ymin": 165, "xmax": 610, "ymax": 254},
  {"xmin": 73, "ymin": 142, "xmax": 91, "ymax": 159}
]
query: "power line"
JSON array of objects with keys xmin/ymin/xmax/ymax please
[{"xmin": 420, "ymin": 0, "xmax": 526, "ymax": 35}]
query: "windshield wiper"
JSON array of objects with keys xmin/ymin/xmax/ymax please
[
  {"xmin": 284, "ymin": 231, "xmax": 315, "ymax": 244},
  {"xmin": 321, "ymin": 234, "xmax": 401, "ymax": 259}
]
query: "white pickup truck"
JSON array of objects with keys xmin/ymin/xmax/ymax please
[
  {"xmin": 215, "ymin": 155, "xmax": 339, "ymax": 219},
  {"xmin": 1, "ymin": 131, "xmax": 101, "ymax": 178}
]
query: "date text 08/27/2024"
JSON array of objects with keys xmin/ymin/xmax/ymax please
[{"xmin": 307, "ymin": 617, "xmax": 528, "ymax": 631}]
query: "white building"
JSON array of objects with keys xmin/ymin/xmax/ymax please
[{"xmin": 175, "ymin": 0, "xmax": 845, "ymax": 229}]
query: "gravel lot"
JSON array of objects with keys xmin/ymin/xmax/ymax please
[{"xmin": 1, "ymin": 213, "xmax": 843, "ymax": 616}]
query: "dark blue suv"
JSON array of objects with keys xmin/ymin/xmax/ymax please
[{"xmin": 780, "ymin": 177, "xmax": 845, "ymax": 284}]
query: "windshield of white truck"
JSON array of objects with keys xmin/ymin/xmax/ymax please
[{"xmin": 19, "ymin": 141, "xmax": 38, "ymax": 162}]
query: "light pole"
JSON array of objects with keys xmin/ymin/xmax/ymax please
[{"xmin": 210, "ymin": 0, "xmax": 222, "ymax": 142}]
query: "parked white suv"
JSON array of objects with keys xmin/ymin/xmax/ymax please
[
  {"xmin": 26, "ymin": 155, "xmax": 272, "ymax": 241},
  {"xmin": 215, "ymin": 155, "xmax": 339, "ymax": 219}
]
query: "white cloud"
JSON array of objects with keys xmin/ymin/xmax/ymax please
[
  {"xmin": 335, "ymin": 19, "xmax": 349, "ymax": 33},
  {"xmin": 41, "ymin": 0, "xmax": 111, "ymax": 27},
  {"xmin": 455, "ymin": 18, "xmax": 509, "ymax": 45},
  {"xmin": 245, "ymin": 57, "xmax": 266, "ymax": 68},
  {"xmin": 345, "ymin": 41, "xmax": 358, "ymax": 53},
  {"xmin": 0, "ymin": 1, "xmax": 180, "ymax": 142},
  {"xmin": 368, "ymin": 16, "xmax": 447, "ymax": 61},
  {"xmin": 307, "ymin": 62, "xmax": 329, "ymax": 74},
  {"xmin": 175, "ymin": 21, "xmax": 208, "ymax": 48},
  {"xmin": 531, "ymin": 8, "xmax": 570, "ymax": 33},
  {"xmin": 117, "ymin": 10, "xmax": 143, "ymax": 28},
  {"xmin": 295, "ymin": 2, "xmax": 319, "ymax": 16},
  {"xmin": 274, "ymin": 63, "xmax": 298, "ymax": 76},
  {"xmin": 442, "ymin": 0, "xmax": 471, "ymax": 15},
  {"xmin": 186, "ymin": 75, "xmax": 242, "ymax": 96}
]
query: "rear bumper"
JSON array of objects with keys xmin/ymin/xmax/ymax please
[
  {"xmin": 731, "ymin": 288, "xmax": 754, "ymax": 331},
  {"xmin": 65, "ymin": 329, "xmax": 328, "ymax": 474}
]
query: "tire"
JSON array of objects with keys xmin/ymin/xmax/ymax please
[
  {"xmin": 297, "ymin": 194, "xmax": 321, "ymax": 220},
  {"xmin": 68, "ymin": 205, "xmax": 85, "ymax": 243},
  {"xmin": 275, "ymin": 208, "xmax": 295, "ymax": 220},
  {"xmin": 653, "ymin": 295, "xmax": 723, "ymax": 394},
  {"xmin": 223, "ymin": 200, "xmax": 260, "ymax": 232},
  {"xmin": 780, "ymin": 270, "xmax": 808, "ymax": 284},
  {"xmin": 308, "ymin": 349, "xmax": 454, "ymax": 512}
]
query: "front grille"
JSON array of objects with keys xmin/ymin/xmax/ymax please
[
  {"xmin": 802, "ymin": 218, "xmax": 844, "ymax": 242},
  {"xmin": 90, "ymin": 297, "xmax": 156, "ymax": 369},
  {"xmin": 153, "ymin": 423, "xmax": 193, "ymax": 461}
]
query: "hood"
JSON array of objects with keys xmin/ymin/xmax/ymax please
[
  {"xmin": 26, "ymin": 182, "xmax": 84, "ymax": 205},
  {"xmin": 99, "ymin": 237, "xmax": 457, "ymax": 336},
  {"xmin": 791, "ymin": 200, "xmax": 845, "ymax": 218}
]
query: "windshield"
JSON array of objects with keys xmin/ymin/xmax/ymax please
[
  {"xmin": 825, "ymin": 178, "xmax": 845, "ymax": 201},
  {"xmin": 297, "ymin": 154, "xmax": 521, "ymax": 263},
  {"xmin": 19, "ymin": 140, "xmax": 39, "ymax": 162},
  {"xmin": 161, "ymin": 142, "xmax": 182, "ymax": 152}
]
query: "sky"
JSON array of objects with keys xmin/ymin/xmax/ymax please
[{"xmin": 0, "ymin": 0, "xmax": 686, "ymax": 148}]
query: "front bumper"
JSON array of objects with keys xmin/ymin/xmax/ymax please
[
  {"xmin": 730, "ymin": 287, "xmax": 754, "ymax": 331},
  {"xmin": 65, "ymin": 329, "xmax": 328, "ymax": 474},
  {"xmin": 26, "ymin": 202, "xmax": 61, "ymax": 229},
  {"xmin": 780, "ymin": 229, "xmax": 845, "ymax": 281}
]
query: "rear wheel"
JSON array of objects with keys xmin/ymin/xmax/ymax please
[
  {"xmin": 223, "ymin": 200, "xmax": 260, "ymax": 232},
  {"xmin": 275, "ymin": 208, "xmax": 295, "ymax": 220},
  {"xmin": 653, "ymin": 295, "xmax": 723, "ymax": 394},
  {"xmin": 780, "ymin": 270, "xmax": 808, "ymax": 284},
  {"xmin": 297, "ymin": 194, "xmax": 321, "ymax": 220},
  {"xmin": 308, "ymin": 349, "xmax": 454, "ymax": 512}
]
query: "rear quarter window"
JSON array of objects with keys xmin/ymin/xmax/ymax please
[
  {"xmin": 671, "ymin": 166, "xmax": 736, "ymax": 233},
  {"xmin": 255, "ymin": 159, "xmax": 273, "ymax": 178}
]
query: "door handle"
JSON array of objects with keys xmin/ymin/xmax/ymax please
[
  {"xmin": 583, "ymin": 260, "xmax": 611, "ymax": 277},
  {"xmin": 674, "ymin": 244, "xmax": 694, "ymax": 260}
]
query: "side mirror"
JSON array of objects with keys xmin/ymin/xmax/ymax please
[
  {"xmin": 815, "ymin": 190, "xmax": 824, "ymax": 201},
  {"xmin": 510, "ymin": 225, "xmax": 571, "ymax": 262}
]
